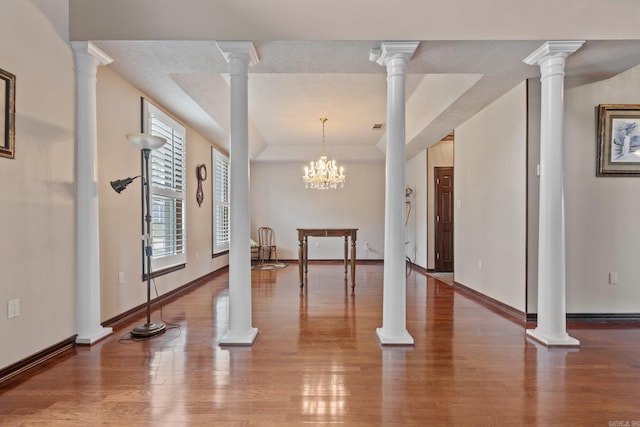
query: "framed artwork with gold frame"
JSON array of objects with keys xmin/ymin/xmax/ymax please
[
  {"xmin": 597, "ymin": 104, "xmax": 640, "ymax": 176},
  {"xmin": 0, "ymin": 67, "xmax": 15, "ymax": 159}
]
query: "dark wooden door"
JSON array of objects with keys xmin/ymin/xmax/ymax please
[{"xmin": 435, "ymin": 167, "xmax": 454, "ymax": 272}]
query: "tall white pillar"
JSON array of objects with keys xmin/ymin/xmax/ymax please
[
  {"xmin": 71, "ymin": 41, "xmax": 113, "ymax": 345},
  {"xmin": 217, "ymin": 41, "xmax": 259, "ymax": 345},
  {"xmin": 372, "ymin": 42, "xmax": 419, "ymax": 345},
  {"xmin": 524, "ymin": 41, "xmax": 584, "ymax": 347}
]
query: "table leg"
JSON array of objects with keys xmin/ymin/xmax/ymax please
[
  {"xmin": 304, "ymin": 236, "xmax": 309, "ymax": 274},
  {"xmin": 298, "ymin": 237, "xmax": 304, "ymax": 287},
  {"xmin": 351, "ymin": 237, "xmax": 357, "ymax": 289},
  {"xmin": 344, "ymin": 236, "xmax": 348, "ymax": 274}
]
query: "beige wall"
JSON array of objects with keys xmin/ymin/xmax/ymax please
[
  {"xmin": 562, "ymin": 64, "xmax": 640, "ymax": 313},
  {"xmin": 525, "ymin": 64, "xmax": 640, "ymax": 314},
  {"xmin": 406, "ymin": 151, "xmax": 427, "ymax": 268},
  {"xmin": 426, "ymin": 139, "xmax": 454, "ymax": 270},
  {"xmin": 0, "ymin": 1, "xmax": 230, "ymax": 370},
  {"xmin": 5, "ymin": 0, "xmax": 640, "ymax": 375},
  {"xmin": 0, "ymin": 0, "xmax": 76, "ymax": 368},
  {"xmin": 526, "ymin": 79, "xmax": 541, "ymax": 313},
  {"xmin": 406, "ymin": 139, "xmax": 454, "ymax": 271},
  {"xmin": 454, "ymin": 82, "xmax": 527, "ymax": 311},
  {"xmin": 96, "ymin": 67, "xmax": 228, "ymax": 320},
  {"xmin": 250, "ymin": 162, "xmax": 385, "ymax": 261},
  {"xmin": 69, "ymin": 0, "xmax": 640, "ymax": 41}
]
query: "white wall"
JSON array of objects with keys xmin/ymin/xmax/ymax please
[
  {"xmin": 250, "ymin": 162, "xmax": 385, "ymax": 260},
  {"xmin": 562, "ymin": 64, "xmax": 640, "ymax": 313},
  {"xmin": 427, "ymin": 139, "xmax": 454, "ymax": 270},
  {"xmin": 406, "ymin": 151, "xmax": 427, "ymax": 268},
  {"xmin": 454, "ymin": 82, "xmax": 527, "ymax": 311},
  {"xmin": 97, "ymin": 67, "xmax": 228, "ymax": 320},
  {"xmin": 0, "ymin": 0, "xmax": 76, "ymax": 369}
]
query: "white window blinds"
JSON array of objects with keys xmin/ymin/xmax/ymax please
[
  {"xmin": 213, "ymin": 147, "xmax": 230, "ymax": 254},
  {"xmin": 143, "ymin": 99, "xmax": 187, "ymax": 270}
]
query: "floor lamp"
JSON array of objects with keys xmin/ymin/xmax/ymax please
[{"xmin": 111, "ymin": 133, "xmax": 167, "ymax": 338}]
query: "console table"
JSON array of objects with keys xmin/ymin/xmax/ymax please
[{"xmin": 297, "ymin": 228, "xmax": 358, "ymax": 289}]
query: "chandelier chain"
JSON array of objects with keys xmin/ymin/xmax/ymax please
[{"xmin": 321, "ymin": 117, "xmax": 327, "ymax": 156}]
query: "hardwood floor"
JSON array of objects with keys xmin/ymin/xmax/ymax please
[{"xmin": 1, "ymin": 262, "xmax": 639, "ymax": 426}]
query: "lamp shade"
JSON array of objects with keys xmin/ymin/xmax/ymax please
[
  {"xmin": 110, "ymin": 177, "xmax": 135, "ymax": 193},
  {"xmin": 126, "ymin": 133, "xmax": 167, "ymax": 150}
]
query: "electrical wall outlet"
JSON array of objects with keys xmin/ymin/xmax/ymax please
[{"xmin": 8, "ymin": 299, "xmax": 20, "ymax": 319}]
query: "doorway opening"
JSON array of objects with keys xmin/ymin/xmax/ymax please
[{"xmin": 434, "ymin": 166, "xmax": 454, "ymax": 272}]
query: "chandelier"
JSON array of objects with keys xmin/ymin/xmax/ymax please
[{"xmin": 302, "ymin": 117, "xmax": 346, "ymax": 190}]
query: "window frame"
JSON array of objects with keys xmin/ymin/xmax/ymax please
[
  {"xmin": 141, "ymin": 98, "xmax": 187, "ymax": 276},
  {"xmin": 212, "ymin": 147, "xmax": 230, "ymax": 256}
]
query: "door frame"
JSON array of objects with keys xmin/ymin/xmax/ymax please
[{"xmin": 434, "ymin": 166, "xmax": 454, "ymax": 272}]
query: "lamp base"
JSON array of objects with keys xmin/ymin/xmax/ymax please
[{"xmin": 131, "ymin": 321, "xmax": 166, "ymax": 338}]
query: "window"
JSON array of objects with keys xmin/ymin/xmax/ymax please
[
  {"xmin": 142, "ymin": 99, "xmax": 186, "ymax": 272},
  {"xmin": 213, "ymin": 147, "xmax": 230, "ymax": 255}
]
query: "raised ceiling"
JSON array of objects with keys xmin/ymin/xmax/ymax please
[{"xmin": 69, "ymin": 1, "xmax": 640, "ymax": 162}]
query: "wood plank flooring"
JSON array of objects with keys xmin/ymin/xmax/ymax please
[{"xmin": 1, "ymin": 262, "xmax": 639, "ymax": 426}]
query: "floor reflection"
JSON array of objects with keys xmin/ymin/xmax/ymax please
[
  {"xmin": 381, "ymin": 347, "xmax": 412, "ymax": 424},
  {"xmin": 526, "ymin": 336, "xmax": 580, "ymax": 425},
  {"xmin": 300, "ymin": 364, "xmax": 349, "ymax": 418},
  {"xmin": 298, "ymin": 275, "xmax": 356, "ymax": 346},
  {"xmin": 3, "ymin": 263, "xmax": 640, "ymax": 425}
]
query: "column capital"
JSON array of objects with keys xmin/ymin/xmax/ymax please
[
  {"xmin": 71, "ymin": 41, "xmax": 113, "ymax": 66},
  {"xmin": 370, "ymin": 41, "xmax": 419, "ymax": 66},
  {"xmin": 523, "ymin": 41, "xmax": 584, "ymax": 66},
  {"xmin": 216, "ymin": 41, "xmax": 260, "ymax": 66}
]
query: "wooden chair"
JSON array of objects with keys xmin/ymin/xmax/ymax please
[{"xmin": 257, "ymin": 227, "xmax": 278, "ymax": 264}]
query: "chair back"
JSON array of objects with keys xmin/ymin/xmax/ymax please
[{"xmin": 257, "ymin": 227, "xmax": 275, "ymax": 246}]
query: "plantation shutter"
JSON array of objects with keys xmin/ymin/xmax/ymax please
[
  {"xmin": 143, "ymin": 99, "xmax": 187, "ymax": 271},
  {"xmin": 213, "ymin": 147, "xmax": 230, "ymax": 254}
]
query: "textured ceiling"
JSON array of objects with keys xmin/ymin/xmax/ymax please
[{"xmin": 93, "ymin": 39, "xmax": 640, "ymax": 162}]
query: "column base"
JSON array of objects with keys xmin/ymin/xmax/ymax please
[
  {"xmin": 76, "ymin": 326, "xmax": 113, "ymax": 345},
  {"xmin": 376, "ymin": 327, "xmax": 414, "ymax": 345},
  {"xmin": 219, "ymin": 327, "xmax": 258, "ymax": 346},
  {"xmin": 526, "ymin": 328, "xmax": 580, "ymax": 347}
]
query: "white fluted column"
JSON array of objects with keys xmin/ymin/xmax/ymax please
[
  {"xmin": 217, "ymin": 41, "xmax": 259, "ymax": 345},
  {"xmin": 372, "ymin": 42, "xmax": 419, "ymax": 345},
  {"xmin": 524, "ymin": 41, "xmax": 584, "ymax": 347},
  {"xmin": 72, "ymin": 41, "xmax": 113, "ymax": 345}
]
